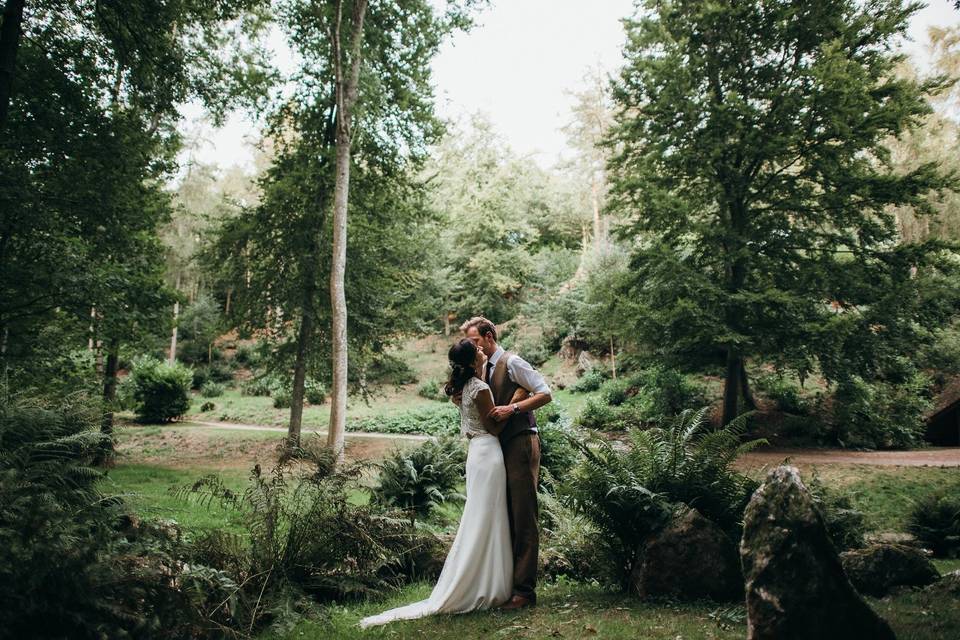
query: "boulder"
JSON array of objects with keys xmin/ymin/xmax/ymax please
[
  {"xmin": 841, "ymin": 544, "xmax": 940, "ymax": 596},
  {"xmin": 630, "ymin": 506, "xmax": 742, "ymax": 601},
  {"xmin": 740, "ymin": 465, "xmax": 896, "ymax": 640}
]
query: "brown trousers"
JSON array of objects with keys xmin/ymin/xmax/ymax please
[{"xmin": 501, "ymin": 432, "xmax": 540, "ymax": 601}]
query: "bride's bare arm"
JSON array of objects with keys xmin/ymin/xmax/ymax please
[{"xmin": 474, "ymin": 389, "xmax": 504, "ymax": 436}]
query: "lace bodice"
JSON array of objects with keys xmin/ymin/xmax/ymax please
[{"xmin": 459, "ymin": 377, "xmax": 492, "ymax": 438}]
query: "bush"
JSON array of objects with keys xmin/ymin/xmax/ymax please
[
  {"xmin": 599, "ymin": 378, "xmax": 630, "ymax": 406},
  {"xmin": 628, "ymin": 365, "xmax": 707, "ymax": 420},
  {"xmin": 563, "ymin": 408, "xmax": 766, "ymax": 587},
  {"xmin": 575, "ymin": 396, "xmax": 621, "ymax": 430},
  {"xmin": 347, "ymin": 404, "xmax": 460, "ymax": 437},
  {"xmin": 370, "ymin": 437, "xmax": 466, "ymax": 523},
  {"xmin": 241, "ymin": 375, "xmax": 277, "ymax": 397},
  {"xmin": 537, "ymin": 415, "xmax": 583, "ymax": 489},
  {"xmin": 366, "ymin": 353, "xmax": 418, "ymax": 386},
  {"xmin": 182, "ymin": 440, "xmax": 430, "ymax": 631},
  {"xmin": 0, "ymin": 395, "xmax": 209, "ymax": 638},
  {"xmin": 273, "ymin": 389, "xmax": 293, "ymax": 409},
  {"xmin": 570, "ymin": 368, "xmax": 607, "ymax": 393},
  {"xmin": 907, "ymin": 492, "xmax": 960, "ymax": 557},
  {"xmin": 756, "ymin": 372, "xmax": 808, "ymax": 414},
  {"xmin": 129, "ymin": 357, "xmax": 192, "ymax": 423},
  {"xmin": 191, "ymin": 362, "xmax": 233, "ymax": 390},
  {"xmin": 199, "ymin": 401, "xmax": 216, "ymax": 412},
  {"xmin": 539, "ymin": 490, "xmax": 606, "ymax": 583},
  {"xmin": 305, "ymin": 378, "xmax": 327, "ymax": 405},
  {"xmin": 417, "ymin": 379, "xmax": 446, "ymax": 402},
  {"xmin": 501, "ymin": 331, "xmax": 551, "ymax": 368},
  {"xmin": 200, "ymin": 381, "xmax": 225, "ymax": 398},
  {"xmin": 831, "ymin": 374, "xmax": 932, "ymax": 449},
  {"xmin": 233, "ymin": 342, "xmax": 261, "ymax": 367}
]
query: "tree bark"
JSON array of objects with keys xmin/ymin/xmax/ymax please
[
  {"xmin": 721, "ymin": 348, "xmax": 742, "ymax": 426},
  {"xmin": 739, "ymin": 362, "xmax": 756, "ymax": 411},
  {"xmin": 0, "ymin": 0, "xmax": 25, "ymax": 132},
  {"xmin": 169, "ymin": 272, "xmax": 181, "ymax": 364},
  {"xmin": 327, "ymin": 0, "xmax": 368, "ymax": 463},
  {"xmin": 96, "ymin": 338, "xmax": 120, "ymax": 465}
]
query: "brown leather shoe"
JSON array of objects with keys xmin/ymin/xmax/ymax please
[{"xmin": 499, "ymin": 595, "xmax": 534, "ymax": 610}]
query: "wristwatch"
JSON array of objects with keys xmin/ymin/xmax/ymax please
[{"xmin": 512, "ymin": 403, "xmax": 520, "ymax": 415}]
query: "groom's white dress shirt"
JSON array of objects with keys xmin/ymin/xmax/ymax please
[{"xmin": 487, "ymin": 346, "xmax": 551, "ymax": 395}]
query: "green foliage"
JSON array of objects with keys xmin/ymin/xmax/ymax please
[
  {"xmin": 370, "ymin": 437, "xmax": 466, "ymax": 523},
  {"xmin": 599, "ymin": 378, "xmax": 631, "ymax": 406},
  {"xmin": 305, "ymin": 378, "xmax": 327, "ymax": 405},
  {"xmin": 273, "ymin": 389, "xmax": 294, "ymax": 409},
  {"xmin": 831, "ymin": 374, "xmax": 933, "ymax": 449},
  {"xmin": 755, "ymin": 373, "xmax": 809, "ymax": 415},
  {"xmin": 366, "ymin": 354, "xmax": 418, "ymax": 386},
  {"xmin": 233, "ymin": 342, "xmax": 262, "ymax": 367},
  {"xmin": 0, "ymin": 395, "xmax": 210, "ymax": 638},
  {"xmin": 537, "ymin": 413, "xmax": 584, "ymax": 490},
  {"xmin": 176, "ymin": 294, "xmax": 224, "ymax": 365},
  {"xmin": 806, "ymin": 473, "xmax": 867, "ymax": 551},
  {"xmin": 241, "ymin": 374, "xmax": 280, "ymax": 397},
  {"xmin": 181, "ymin": 439, "xmax": 428, "ymax": 631},
  {"xmin": 628, "ymin": 366, "xmax": 707, "ymax": 421},
  {"xmin": 607, "ymin": 0, "xmax": 960, "ymax": 419},
  {"xmin": 199, "ymin": 401, "xmax": 216, "ymax": 412},
  {"xmin": 538, "ymin": 489, "xmax": 606, "ymax": 583},
  {"xmin": 347, "ymin": 404, "xmax": 460, "ymax": 437},
  {"xmin": 200, "ymin": 381, "xmax": 225, "ymax": 398},
  {"xmin": 192, "ymin": 361, "xmax": 234, "ymax": 390},
  {"xmin": 576, "ymin": 396, "xmax": 622, "ymax": 431},
  {"xmin": 564, "ymin": 408, "xmax": 766, "ymax": 587},
  {"xmin": 129, "ymin": 357, "xmax": 192, "ymax": 423},
  {"xmin": 417, "ymin": 379, "xmax": 446, "ymax": 402},
  {"xmin": 570, "ymin": 368, "xmax": 608, "ymax": 393},
  {"xmin": 907, "ymin": 493, "xmax": 960, "ymax": 557}
]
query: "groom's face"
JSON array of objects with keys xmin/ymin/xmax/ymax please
[{"xmin": 464, "ymin": 326, "xmax": 496, "ymax": 357}]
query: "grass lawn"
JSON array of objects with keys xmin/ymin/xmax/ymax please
[{"xmin": 262, "ymin": 580, "xmax": 746, "ymax": 640}]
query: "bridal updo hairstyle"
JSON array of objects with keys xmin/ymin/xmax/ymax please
[{"xmin": 445, "ymin": 338, "xmax": 478, "ymax": 397}]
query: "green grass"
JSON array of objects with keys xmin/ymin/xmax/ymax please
[
  {"xmin": 260, "ymin": 580, "xmax": 746, "ymax": 640},
  {"xmin": 100, "ymin": 464, "xmax": 249, "ymax": 533},
  {"xmin": 934, "ymin": 559, "xmax": 960, "ymax": 574}
]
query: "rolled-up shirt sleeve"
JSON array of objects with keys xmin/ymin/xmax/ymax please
[{"xmin": 507, "ymin": 355, "xmax": 551, "ymax": 395}]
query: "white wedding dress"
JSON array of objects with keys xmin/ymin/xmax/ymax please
[{"xmin": 360, "ymin": 376, "xmax": 513, "ymax": 628}]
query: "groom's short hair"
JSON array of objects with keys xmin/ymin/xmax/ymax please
[{"xmin": 460, "ymin": 316, "xmax": 497, "ymax": 341}]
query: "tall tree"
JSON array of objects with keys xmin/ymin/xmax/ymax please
[
  {"xmin": 608, "ymin": 0, "xmax": 956, "ymax": 424},
  {"xmin": 327, "ymin": 0, "xmax": 368, "ymax": 460}
]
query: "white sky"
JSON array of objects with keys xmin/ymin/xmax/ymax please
[{"xmin": 178, "ymin": 0, "xmax": 960, "ymax": 173}]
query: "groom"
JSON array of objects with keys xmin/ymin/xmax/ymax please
[{"xmin": 460, "ymin": 316, "xmax": 552, "ymax": 610}]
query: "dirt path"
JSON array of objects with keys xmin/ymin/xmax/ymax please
[
  {"xmin": 186, "ymin": 419, "xmax": 429, "ymax": 442},
  {"xmin": 185, "ymin": 420, "xmax": 960, "ymax": 466},
  {"xmin": 737, "ymin": 447, "xmax": 960, "ymax": 468}
]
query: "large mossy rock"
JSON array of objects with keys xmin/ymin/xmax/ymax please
[
  {"xmin": 841, "ymin": 543, "xmax": 940, "ymax": 596},
  {"xmin": 630, "ymin": 506, "xmax": 742, "ymax": 601},
  {"xmin": 740, "ymin": 465, "xmax": 896, "ymax": 640}
]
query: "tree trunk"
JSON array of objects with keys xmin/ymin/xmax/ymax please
[
  {"xmin": 739, "ymin": 362, "xmax": 756, "ymax": 411},
  {"xmin": 225, "ymin": 287, "xmax": 232, "ymax": 315},
  {"xmin": 721, "ymin": 347, "xmax": 742, "ymax": 426},
  {"xmin": 96, "ymin": 338, "xmax": 120, "ymax": 465},
  {"xmin": 327, "ymin": 0, "xmax": 368, "ymax": 463},
  {"xmin": 0, "ymin": 0, "xmax": 25, "ymax": 132},
  {"xmin": 591, "ymin": 174, "xmax": 603, "ymax": 248},
  {"xmin": 169, "ymin": 272, "xmax": 181, "ymax": 364},
  {"xmin": 288, "ymin": 233, "xmax": 321, "ymax": 449},
  {"xmin": 610, "ymin": 335, "xmax": 617, "ymax": 380}
]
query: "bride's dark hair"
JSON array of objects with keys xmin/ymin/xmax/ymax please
[{"xmin": 445, "ymin": 338, "xmax": 478, "ymax": 397}]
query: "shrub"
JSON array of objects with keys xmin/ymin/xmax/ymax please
[
  {"xmin": 347, "ymin": 404, "xmax": 460, "ymax": 437},
  {"xmin": 537, "ymin": 415, "xmax": 583, "ymax": 490},
  {"xmin": 200, "ymin": 381, "xmax": 225, "ymax": 398},
  {"xmin": 629, "ymin": 365, "xmax": 707, "ymax": 420},
  {"xmin": 273, "ymin": 389, "xmax": 293, "ymax": 409},
  {"xmin": 241, "ymin": 376, "xmax": 276, "ymax": 397},
  {"xmin": 305, "ymin": 378, "xmax": 327, "ymax": 405},
  {"xmin": 0, "ymin": 395, "xmax": 208, "ymax": 638},
  {"xmin": 575, "ymin": 396, "xmax": 620, "ymax": 430},
  {"xmin": 182, "ymin": 440, "xmax": 428, "ymax": 630},
  {"xmin": 539, "ymin": 490, "xmax": 606, "ymax": 583},
  {"xmin": 599, "ymin": 378, "xmax": 630, "ymax": 406},
  {"xmin": 129, "ymin": 357, "xmax": 192, "ymax": 423},
  {"xmin": 755, "ymin": 372, "xmax": 808, "ymax": 414},
  {"xmin": 417, "ymin": 379, "xmax": 446, "ymax": 402},
  {"xmin": 563, "ymin": 408, "xmax": 766, "ymax": 587},
  {"xmin": 831, "ymin": 374, "xmax": 932, "ymax": 449},
  {"xmin": 907, "ymin": 492, "xmax": 960, "ymax": 557},
  {"xmin": 501, "ymin": 332, "xmax": 551, "ymax": 368},
  {"xmin": 233, "ymin": 342, "xmax": 261, "ymax": 367},
  {"xmin": 366, "ymin": 353, "xmax": 418, "ymax": 386},
  {"xmin": 200, "ymin": 401, "xmax": 216, "ymax": 412},
  {"xmin": 806, "ymin": 473, "xmax": 867, "ymax": 550},
  {"xmin": 370, "ymin": 437, "xmax": 466, "ymax": 523},
  {"xmin": 570, "ymin": 368, "xmax": 607, "ymax": 393}
]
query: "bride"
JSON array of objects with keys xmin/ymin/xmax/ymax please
[{"xmin": 360, "ymin": 338, "xmax": 515, "ymax": 628}]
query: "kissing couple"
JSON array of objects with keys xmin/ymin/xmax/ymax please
[{"xmin": 361, "ymin": 316, "xmax": 553, "ymax": 628}]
